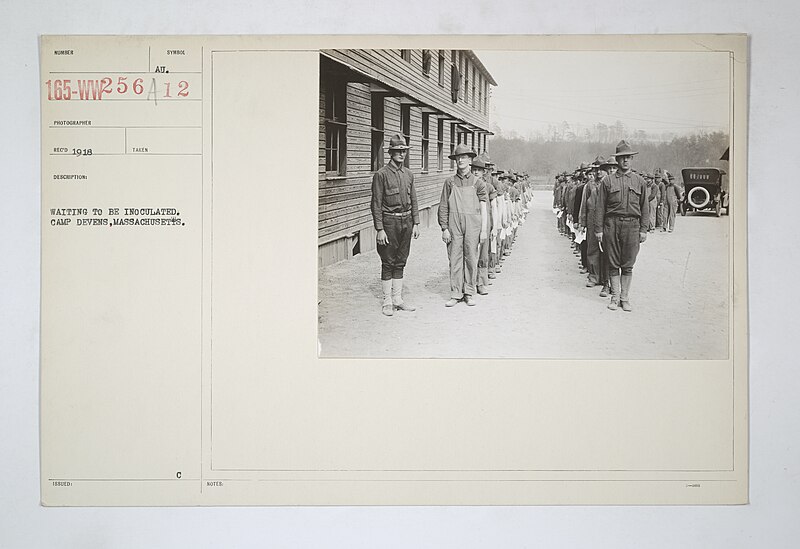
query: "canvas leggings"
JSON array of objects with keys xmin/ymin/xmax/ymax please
[{"xmin": 447, "ymin": 183, "xmax": 482, "ymax": 299}]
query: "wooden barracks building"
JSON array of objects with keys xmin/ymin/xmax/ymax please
[{"xmin": 319, "ymin": 49, "xmax": 497, "ymax": 266}]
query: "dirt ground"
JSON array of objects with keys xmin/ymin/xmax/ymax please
[{"xmin": 318, "ymin": 191, "xmax": 730, "ymax": 359}]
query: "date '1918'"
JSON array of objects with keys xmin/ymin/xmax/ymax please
[{"xmin": 45, "ymin": 77, "xmax": 190, "ymax": 101}]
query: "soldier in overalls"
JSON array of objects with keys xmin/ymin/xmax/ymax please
[
  {"xmin": 663, "ymin": 172, "xmax": 683, "ymax": 232},
  {"xmin": 438, "ymin": 144, "xmax": 488, "ymax": 307}
]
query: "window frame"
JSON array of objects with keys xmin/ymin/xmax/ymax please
[
  {"xmin": 421, "ymin": 113, "xmax": 430, "ymax": 173},
  {"xmin": 400, "ymin": 104, "xmax": 411, "ymax": 169},
  {"xmin": 324, "ymin": 79, "xmax": 347, "ymax": 177},
  {"xmin": 370, "ymin": 94, "xmax": 385, "ymax": 172}
]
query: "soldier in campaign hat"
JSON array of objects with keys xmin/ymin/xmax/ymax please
[
  {"xmin": 439, "ymin": 144, "xmax": 489, "ymax": 307},
  {"xmin": 476, "ymin": 152, "xmax": 500, "ymax": 286},
  {"xmin": 370, "ymin": 133, "xmax": 420, "ymax": 316},
  {"xmin": 593, "ymin": 140, "xmax": 650, "ymax": 312},
  {"xmin": 646, "ymin": 171, "xmax": 660, "ymax": 233},
  {"xmin": 662, "ymin": 171, "xmax": 683, "ymax": 232}
]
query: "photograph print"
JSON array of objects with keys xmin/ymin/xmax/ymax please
[{"xmin": 318, "ymin": 46, "xmax": 736, "ymax": 360}]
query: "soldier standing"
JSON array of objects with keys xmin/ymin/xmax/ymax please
[
  {"xmin": 594, "ymin": 140, "xmax": 650, "ymax": 312},
  {"xmin": 663, "ymin": 172, "xmax": 683, "ymax": 232},
  {"xmin": 474, "ymin": 154, "xmax": 497, "ymax": 295},
  {"xmin": 439, "ymin": 144, "xmax": 488, "ymax": 307},
  {"xmin": 370, "ymin": 133, "xmax": 420, "ymax": 316},
  {"xmin": 647, "ymin": 174, "xmax": 659, "ymax": 233}
]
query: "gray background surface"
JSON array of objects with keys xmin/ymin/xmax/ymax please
[{"xmin": 3, "ymin": 1, "xmax": 796, "ymax": 546}]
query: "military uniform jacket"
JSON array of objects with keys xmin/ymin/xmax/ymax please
[
  {"xmin": 370, "ymin": 162, "xmax": 419, "ymax": 231},
  {"xmin": 594, "ymin": 169, "xmax": 650, "ymax": 235}
]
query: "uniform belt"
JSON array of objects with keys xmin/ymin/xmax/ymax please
[
  {"xmin": 610, "ymin": 215, "xmax": 639, "ymax": 221},
  {"xmin": 384, "ymin": 210, "xmax": 412, "ymax": 217}
]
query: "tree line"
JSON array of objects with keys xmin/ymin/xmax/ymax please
[{"xmin": 487, "ymin": 131, "xmax": 730, "ymax": 182}]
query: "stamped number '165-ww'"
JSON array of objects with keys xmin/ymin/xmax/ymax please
[{"xmin": 45, "ymin": 77, "xmax": 189, "ymax": 100}]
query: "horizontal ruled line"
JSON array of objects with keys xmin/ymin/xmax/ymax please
[
  {"xmin": 49, "ymin": 153, "xmax": 201, "ymax": 156},
  {"xmin": 49, "ymin": 71, "xmax": 202, "ymax": 74},
  {"xmin": 48, "ymin": 478, "xmax": 198, "ymax": 482},
  {"xmin": 49, "ymin": 125, "xmax": 201, "ymax": 129}
]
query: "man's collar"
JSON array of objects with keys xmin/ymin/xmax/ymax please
[
  {"xmin": 387, "ymin": 161, "xmax": 404, "ymax": 172},
  {"xmin": 456, "ymin": 169, "xmax": 472, "ymax": 180}
]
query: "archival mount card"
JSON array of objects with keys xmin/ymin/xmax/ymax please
[{"xmin": 40, "ymin": 34, "xmax": 748, "ymax": 505}]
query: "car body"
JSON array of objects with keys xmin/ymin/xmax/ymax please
[{"xmin": 680, "ymin": 167, "xmax": 728, "ymax": 217}]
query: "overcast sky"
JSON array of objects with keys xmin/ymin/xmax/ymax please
[{"xmin": 474, "ymin": 50, "xmax": 731, "ymax": 139}]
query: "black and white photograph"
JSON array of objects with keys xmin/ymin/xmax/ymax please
[{"xmin": 318, "ymin": 47, "xmax": 735, "ymax": 359}]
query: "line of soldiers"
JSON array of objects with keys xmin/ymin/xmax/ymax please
[
  {"xmin": 552, "ymin": 140, "xmax": 650, "ymax": 312},
  {"xmin": 642, "ymin": 168, "xmax": 685, "ymax": 233},
  {"xmin": 439, "ymin": 144, "xmax": 533, "ymax": 307},
  {"xmin": 369, "ymin": 133, "xmax": 534, "ymax": 316}
]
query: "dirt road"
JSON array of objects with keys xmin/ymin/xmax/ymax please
[{"xmin": 318, "ymin": 191, "xmax": 730, "ymax": 359}]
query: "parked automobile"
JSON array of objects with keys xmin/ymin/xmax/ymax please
[{"xmin": 680, "ymin": 167, "xmax": 728, "ymax": 217}]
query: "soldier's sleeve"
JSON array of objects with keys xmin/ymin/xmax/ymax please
[
  {"xmin": 594, "ymin": 178, "xmax": 607, "ymax": 235},
  {"xmin": 476, "ymin": 178, "xmax": 488, "ymax": 202},
  {"xmin": 639, "ymin": 177, "xmax": 650, "ymax": 231},
  {"xmin": 578, "ymin": 185, "xmax": 589, "ymax": 227},
  {"xmin": 488, "ymin": 181, "xmax": 497, "ymax": 201},
  {"xmin": 409, "ymin": 172, "xmax": 420, "ymax": 224},
  {"xmin": 371, "ymin": 170, "xmax": 384, "ymax": 231},
  {"xmin": 438, "ymin": 179, "xmax": 451, "ymax": 230}
]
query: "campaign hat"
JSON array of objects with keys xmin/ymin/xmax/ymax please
[
  {"xmin": 449, "ymin": 143, "xmax": 477, "ymax": 160},
  {"xmin": 387, "ymin": 133, "xmax": 410, "ymax": 151},
  {"xmin": 470, "ymin": 157, "xmax": 487, "ymax": 169},
  {"xmin": 600, "ymin": 156, "xmax": 617, "ymax": 168},
  {"xmin": 614, "ymin": 140, "xmax": 638, "ymax": 156},
  {"xmin": 478, "ymin": 152, "xmax": 495, "ymax": 166}
]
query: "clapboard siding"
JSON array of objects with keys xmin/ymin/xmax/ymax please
[
  {"xmin": 324, "ymin": 49, "xmax": 491, "ymax": 130},
  {"xmin": 318, "ymin": 50, "xmax": 495, "ymax": 263}
]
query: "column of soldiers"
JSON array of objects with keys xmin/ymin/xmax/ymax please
[
  {"xmin": 552, "ymin": 140, "xmax": 650, "ymax": 312},
  {"xmin": 370, "ymin": 135, "xmax": 533, "ymax": 316},
  {"xmin": 439, "ymin": 144, "xmax": 533, "ymax": 308},
  {"xmin": 643, "ymin": 168, "xmax": 684, "ymax": 233}
]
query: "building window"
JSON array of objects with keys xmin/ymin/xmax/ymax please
[
  {"xmin": 324, "ymin": 80, "xmax": 346, "ymax": 176},
  {"xmin": 438, "ymin": 50, "xmax": 445, "ymax": 87},
  {"xmin": 422, "ymin": 50, "xmax": 432, "ymax": 77},
  {"xmin": 449, "ymin": 122, "xmax": 456, "ymax": 169},
  {"xmin": 462, "ymin": 54, "xmax": 467, "ymax": 102},
  {"xmin": 421, "ymin": 113, "xmax": 430, "ymax": 172},
  {"xmin": 371, "ymin": 94, "xmax": 384, "ymax": 172},
  {"xmin": 471, "ymin": 65, "xmax": 476, "ymax": 109},
  {"xmin": 450, "ymin": 50, "xmax": 459, "ymax": 104},
  {"xmin": 477, "ymin": 73, "xmax": 481, "ymax": 111},
  {"xmin": 401, "ymin": 104, "xmax": 411, "ymax": 168},
  {"xmin": 458, "ymin": 52, "xmax": 464, "ymax": 100},
  {"xmin": 437, "ymin": 118, "xmax": 444, "ymax": 171},
  {"xmin": 400, "ymin": 49, "xmax": 411, "ymax": 62}
]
